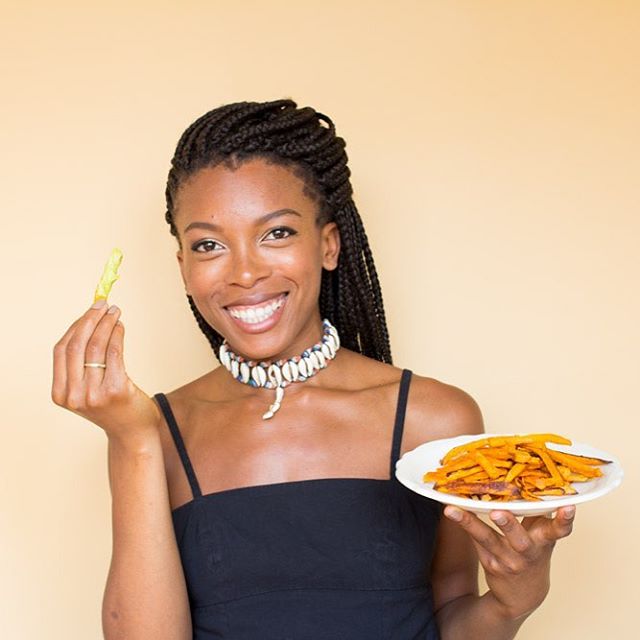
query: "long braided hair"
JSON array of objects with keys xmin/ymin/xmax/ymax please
[{"xmin": 165, "ymin": 99, "xmax": 392, "ymax": 364}]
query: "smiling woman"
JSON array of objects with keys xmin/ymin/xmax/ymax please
[
  {"xmin": 52, "ymin": 99, "xmax": 577, "ymax": 640},
  {"xmin": 173, "ymin": 160, "xmax": 341, "ymax": 368}
]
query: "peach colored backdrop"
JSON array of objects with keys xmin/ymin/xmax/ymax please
[{"xmin": 1, "ymin": 1, "xmax": 637, "ymax": 638}]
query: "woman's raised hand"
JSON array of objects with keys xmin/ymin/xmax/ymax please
[
  {"xmin": 444, "ymin": 505, "xmax": 576, "ymax": 621},
  {"xmin": 52, "ymin": 300, "xmax": 160, "ymax": 444}
]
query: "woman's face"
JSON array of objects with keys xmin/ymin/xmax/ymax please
[{"xmin": 174, "ymin": 158, "xmax": 340, "ymax": 362}]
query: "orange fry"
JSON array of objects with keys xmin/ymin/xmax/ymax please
[
  {"xmin": 545, "ymin": 449, "xmax": 605, "ymax": 477},
  {"xmin": 447, "ymin": 466, "xmax": 485, "ymax": 481},
  {"xmin": 473, "ymin": 451, "xmax": 502, "ymax": 479},
  {"xmin": 463, "ymin": 472, "xmax": 493, "ymax": 483},
  {"xmin": 425, "ymin": 432, "xmax": 609, "ymax": 503},
  {"xmin": 551, "ymin": 451, "xmax": 611, "ymax": 466},
  {"xmin": 505, "ymin": 462, "xmax": 526, "ymax": 483},
  {"xmin": 436, "ymin": 455, "xmax": 479, "ymax": 474},
  {"xmin": 442, "ymin": 434, "xmax": 572, "ymax": 463},
  {"xmin": 532, "ymin": 445, "xmax": 564, "ymax": 485},
  {"xmin": 440, "ymin": 480, "xmax": 521, "ymax": 498}
]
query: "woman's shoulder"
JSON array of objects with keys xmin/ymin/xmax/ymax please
[
  {"xmin": 337, "ymin": 351, "xmax": 484, "ymax": 441},
  {"xmin": 403, "ymin": 370, "xmax": 485, "ymax": 451}
]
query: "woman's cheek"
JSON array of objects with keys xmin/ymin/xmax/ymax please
[
  {"xmin": 187, "ymin": 259, "xmax": 225, "ymax": 297},
  {"xmin": 279, "ymin": 242, "xmax": 322, "ymax": 273}
]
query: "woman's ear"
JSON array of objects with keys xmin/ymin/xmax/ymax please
[
  {"xmin": 321, "ymin": 222, "xmax": 340, "ymax": 271},
  {"xmin": 176, "ymin": 249, "xmax": 190, "ymax": 295}
]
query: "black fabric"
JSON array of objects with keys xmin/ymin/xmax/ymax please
[
  {"xmin": 155, "ymin": 391, "xmax": 202, "ymax": 498},
  {"xmin": 390, "ymin": 368, "xmax": 412, "ymax": 477},
  {"xmin": 154, "ymin": 369, "xmax": 441, "ymax": 639}
]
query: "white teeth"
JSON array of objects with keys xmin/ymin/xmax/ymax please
[{"xmin": 228, "ymin": 295, "xmax": 285, "ymax": 324}]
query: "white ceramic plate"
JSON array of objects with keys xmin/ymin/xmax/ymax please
[{"xmin": 395, "ymin": 434, "xmax": 624, "ymax": 516}]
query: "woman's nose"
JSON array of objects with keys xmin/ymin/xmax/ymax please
[{"xmin": 225, "ymin": 248, "xmax": 271, "ymax": 288}]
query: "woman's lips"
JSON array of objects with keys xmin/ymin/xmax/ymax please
[{"xmin": 225, "ymin": 293, "xmax": 288, "ymax": 333}]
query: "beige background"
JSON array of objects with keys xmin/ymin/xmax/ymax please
[{"xmin": 1, "ymin": 1, "xmax": 638, "ymax": 638}]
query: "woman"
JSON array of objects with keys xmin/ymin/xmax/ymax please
[{"xmin": 52, "ymin": 99, "xmax": 575, "ymax": 639}]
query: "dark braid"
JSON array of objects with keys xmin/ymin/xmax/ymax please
[{"xmin": 165, "ymin": 99, "xmax": 392, "ymax": 364}]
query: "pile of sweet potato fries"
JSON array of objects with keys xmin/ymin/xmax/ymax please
[{"xmin": 424, "ymin": 434, "xmax": 611, "ymax": 502}]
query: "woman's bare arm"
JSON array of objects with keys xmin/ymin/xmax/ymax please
[
  {"xmin": 407, "ymin": 376, "xmax": 575, "ymax": 639},
  {"xmin": 52, "ymin": 302, "xmax": 191, "ymax": 639},
  {"xmin": 102, "ymin": 431, "xmax": 192, "ymax": 640}
]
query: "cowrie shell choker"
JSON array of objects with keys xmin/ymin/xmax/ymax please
[{"xmin": 219, "ymin": 319, "xmax": 340, "ymax": 419}]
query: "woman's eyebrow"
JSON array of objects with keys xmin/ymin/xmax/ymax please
[{"xmin": 183, "ymin": 208, "xmax": 301, "ymax": 234}]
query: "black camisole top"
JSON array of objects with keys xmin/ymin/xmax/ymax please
[{"xmin": 154, "ymin": 368, "xmax": 442, "ymax": 639}]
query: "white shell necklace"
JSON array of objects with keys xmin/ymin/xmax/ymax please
[{"xmin": 219, "ymin": 319, "xmax": 340, "ymax": 420}]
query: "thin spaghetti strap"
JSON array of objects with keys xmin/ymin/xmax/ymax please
[
  {"xmin": 389, "ymin": 369, "xmax": 413, "ymax": 477},
  {"xmin": 153, "ymin": 393, "xmax": 202, "ymax": 499}
]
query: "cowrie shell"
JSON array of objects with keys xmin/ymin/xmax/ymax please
[
  {"xmin": 220, "ymin": 345, "xmax": 231, "ymax": 369},
  {"xmin": 252, "ymin": 366, "xmax": 267, "ymax": 387},
  {"xmin": 321, "ymin": 342, "xmax": 335, "ymax": 360},
  {"xmin": 303, "ymin": 356, "xmax": 315, "ymax": 374},
  {"xmin": 268, "ymin": 364, "xmax": 283, "ymax": 386},
  {"xmin": 308, "ymin": 352, "xmax": 320, "ymax": 370},
  {"xmin": 282, "ymin": 362, "xmax": 294, "ymax": 382}
]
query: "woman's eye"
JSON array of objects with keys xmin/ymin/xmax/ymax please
[
  {"xmin": 192, "ymin": 239, "xmax": 223, "ymax": 253},
  {"xmin": 264, "ymin": 226, "xmax": 297, "ymax": 241}
]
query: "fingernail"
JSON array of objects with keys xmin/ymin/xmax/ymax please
[
  {"xmin": 564, "ymin": 506, "xmax": 576, "ymax": 519},
  {"xmin": 445, "ymin": 507, "xmax": 463, "ymax": 522},
  {"xmin": 491, "ymin": 513, "xmax": 507, "ymax": 526},
  {"xmin": 91, "ymin": 299, "xmax": 107, "ymax": 309},
  {"xmin": 107, "ymin": 305, "xmax": 120, "ymax": 314}
]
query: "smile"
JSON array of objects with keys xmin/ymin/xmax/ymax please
[{"xmin": 227, "ymin": 294, "xmax": 287, "ymax": 325}]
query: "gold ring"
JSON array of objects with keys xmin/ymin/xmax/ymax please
[{"xmin": 84, "ymin": 362, "xmax": 107, "ymax": 368}]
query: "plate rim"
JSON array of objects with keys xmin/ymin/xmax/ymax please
[{"xmin": 395, "ymin": 433, "xmax": 624, "ymax": 515}]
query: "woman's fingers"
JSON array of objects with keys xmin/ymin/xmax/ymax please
[
  {"xmin": 489, "ymin": 511, "xmax": 536, "ymax": 558},
  {"xmin": 102, "ymin": 319, "xmax": 127, "ymax": 391},
  {"xmin": 65, "ymin": 301, "xmax": 110, "ymax": 393},
  {"xmin": 552, "ymin": 506, "xmax": 576, "ymax": 539},
  {"xmin": 446, "ymin": 505, "xmax": 576, "ymax": 559},
  {"xmin": 52, "ymin": 303, "xmax": 106, "ymax": 405},
  {"xmin": 52, "ymin": 316, "xmax": 83, "ymax": 405},
  {"xmin": 52, "ymin": 301, "xmax": 124, "ymax": 411},
  {"xmin": 52, "ymin": 303, "xmax": 159, "ymax": 441},
  {"xmin": 445, "ymin": 507, "xmax": 541, "ymax": 576},
  {"xmin": 443, "ymin": 507, "xmax": 503, "ymax": 556},
  {"xmin": 84, "ymin": 305, "xmax": 121, "ymax": 386},
  {"xmin": 529, "ymin": 506, "xmax": 576, "ymax": 545}
]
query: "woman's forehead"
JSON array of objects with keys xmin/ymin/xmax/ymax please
[{"xmin": 175, "ymin": 159, "xmax": 318, "ymax": 229}]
